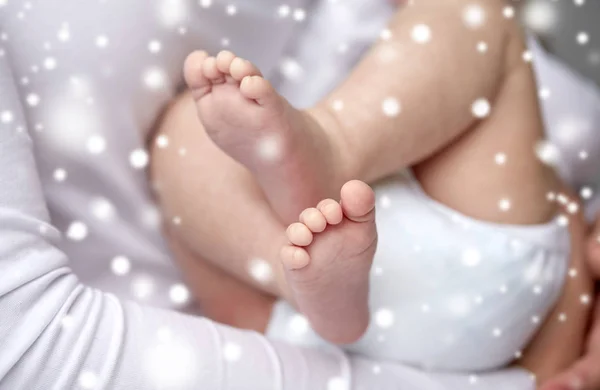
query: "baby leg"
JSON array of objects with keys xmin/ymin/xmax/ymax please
[
  {"xmin": 184, "ymin": 51, "xmax": 345, "ymax": 224},
  {"xmin": 150, "ymin": 91, "xmax": 294, "ymax": 304},
  {"xmin": 282, "ymin": 180, "xmax": 377, "ymax": 344}
]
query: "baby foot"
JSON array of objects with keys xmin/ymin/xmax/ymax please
[
  {"xmin": 183, "ymin": 50, "xmax": 340, "ymax": 224},
  {"xmin": 281, "ymin": 180, "xmax": 377, "ymax": 344}
]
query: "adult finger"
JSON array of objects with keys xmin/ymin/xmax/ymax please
[
  {"xmin": 587, "ymin": 215, "xmax": 600, "ymax": 278},
  {"xmin": 539, "ymin": 354, "xmax": 600, "ymax": 390}
]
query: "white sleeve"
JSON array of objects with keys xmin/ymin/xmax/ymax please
[{"xmin": 0, "ymin": 48, "xmax": 348, "ymax": 390}]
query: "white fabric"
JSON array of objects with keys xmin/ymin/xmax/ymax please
[
  {"xmin": 0, "ymin": 0, "xmax": 308, "ymax": 309},
  {"xmin": 0, "ymin": 0, "xmax": 597, "ymax": 388},
  {"xmin": 267, "ymin": 172, "xmax": 569, "ymax": 371}
]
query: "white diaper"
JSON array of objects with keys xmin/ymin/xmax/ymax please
[{"xmin": 266, "ymin": 172, "xmax": 570, "ymax": 372}]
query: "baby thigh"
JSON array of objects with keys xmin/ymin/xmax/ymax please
[{"xmin": 149, "ymin": 92, "xmax": 294, "ymax": 322}]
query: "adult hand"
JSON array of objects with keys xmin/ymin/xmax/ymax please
[{"xmin": 541, "ymin": 216, "xmax": 600, "ymax": 390}]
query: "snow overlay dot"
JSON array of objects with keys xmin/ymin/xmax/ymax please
[
  {"xmin": 66, "ymin": 221, "xmax": 88, "ymax": 241},
  {"xmin": 155, "ymin": 134, "xmax": 169, "ymax": 148},
  {"xmin": 494, "ymin": 153, "xmax": 507, "ymax": 165},
  {"xmin": 535, "ymin": 140, "xmax": 560, "ymax": 166},
  {"xmin": 328, "ymin": 377, "xmax": 349, "ymax": 390},
  {"xmin": 503, "ymin": 6, "xmax": 515, "ymax": 19},
  {"xmin": 577, "ymin": 32, "xmax": 589, "ymax": 45},
  {"xmin": 169, "ymin": 284, "xmax": 190, "ymax": 305},
  {"xmin": 374, "ymin": 308, "xmax": 394, "ymax": 328},
  {"xmin": 130, "ymin": 149, "xmax": 149, "ymax": 169},
  {"xmin": 411, "ymin": 24, "xmax": 431, "ymax": 44},
  {"xmin": 461, "ymin": 248, "xmax": 481, "ymax": 267},
  {"xmin": 256, "ymin": 135, "xmax": 282, "ymax": 162},
  {"xmin": 223, "ymin": 342, "xmax": 242, "ymax": 361},
  {"xmin": 90, "ymin": 197, "xmax": 116, "ymax": 221},
  {"xmin": 462, "ymin": 5, "xmax": 485, "ymax": 28},
  {"xmin": 471, "ymin": 98, "xmax": 491, "ymax": 118},
  {"xmin": 382, "ymin": 97, "xmax": 401, "ymax": 117},
  {"xmin": 580, "ymin": 187, "xmax": 593, "ymax": 200},
  {"xmin": 132, "ymin": 276, "xmax": 155, "ymax": 299},
  {"xmin": 96, "ymin": 35, "xmax": 109, "ymax": 48},
  {"xmin": 477, "ymin": 41, "xmax": 488, "ymax": 53},
  {"xmin": 111, "ymin": 256, "xmax": 131, "ymax": 276},
  {"xmin": 148, "ymin": 40, "xmax": 162, "ymax": 53},
  {"xmin": 498, "ymin": 198, "xmax": 511, "ymax": 211},
  {"xmin": 248, "ymin": 258, "xmax": 273, "ymax": 284},
  {"xmin": 289, "ymin": 314, "xmax": 309, "ymax": 334},
  {"xmin": 26, "ymin": 93, "xmax": 40, "ymax": 106},
  {"xmin": 53, "ymin": 168, "xmax": 67, "ymax": 182},
  {"xmin": 1, "ymin": 110, "xmax": 13, "ymax": 123},
  {"xmin": 78, "ymin": 371, "xmax": 98, "ymax": 389},
  {"xmin": 87, "ymin": 135, "xmax": 106, "ymax": 154}
]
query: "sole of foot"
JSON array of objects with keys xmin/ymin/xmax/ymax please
[{"xmin": 281, "ymin": 180, "xmax": 377, "ymax": 344}]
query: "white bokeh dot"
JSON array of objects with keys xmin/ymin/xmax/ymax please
[
  {"xmin": 256, "ymin": 135, "xmax": 282, "ymax": 162},
  {"xmin": 226, "ymin": 4, "xmax": 237, "ymax": 15},
  {"xmin": 332, "ymin": 99, "xmax": 344, "ymax": 111},
  {"xmin": 477, "ymin": 41, "xmax": 488, "ymax": 53},
  {"xmin": 96, "ymin": 35, "xmax": 109, "ymax": 48},
  {"xmin": 289, "ymin": 314, "xmax": 309, "ymax": 334},
  {"xmin": 498, "ymin": 198, "xmax": 511, "ymax": 212},
  {"xmin": 328, "ymin": 377, "xmax": 349, "ymax": 390},
  {"xmin": 43, "ymin": 57, "xmax": 57, "ymax": 70},
  {"xmin": 577, "ymin": 32, "xmax": 589, "ymax": 45},
  {"xmin": 462, "ymin": 5, "xmax": 485, "ymax": 28},
  {"xmin": 130, "ymin": 149, "xmax": 149, "ymax": 169},
  {"xmin": 53, "ymin": 168, "xmax": 67, "ymax": 182},
  {"xmin": 293, "ymin": 8, "xmax": 306, "ymax": 21},
  {"xmin": 148, "ymin": 40, "xmax": 162, "ymax": 53},
  {"xmin": 522, "ymin": 1, "xmax": 558, "ymax": 34},
  {"xmin": 494, "ymin": 153, "xmax": 507, "ymax": 165},
  {"xmin": 248, "ymin": 258, "xmax": 273, "ymax": 284},
  {"xmin": 580, "ymin": 187, "xmax": 593, "ymax": 200},
  {"xmin": 539, "ymin": 87, "xmax": 551, "ymax": 100},
  {"xmin": 90, "ymin": 197, "xmax": 116, "ymax": 221},
  {"xmin": 1, "ymin": 110, "xmax": 14, "ymax": 123},
  {"xmin": 503, "ymin": 6, "xmax": 515, "ymax": 18},
  {"xmin": 169, "ymin": 283, "xmax": 190, "ymax": 305},
  {"xmin": 87, "ymin": 135, "xmax": 106, "ymax": 154},
  {"xmin": 471, "ymin": 98, "xmax": 491, "ymax": 118},
  {"xmin": 380, "ymin": 28, "xmax": 392, "ymax": 41},
  {"xmin": 580, "ymin": 294, "xmax": 591, "ymax": 305},
  {"xmin": 66, "ymin": 221, "xmax": 88, "ymax": 241},
  {"xmin": 374, "ymin": 308, "xmax": 394, "ymax": 328},
  {"xmin": 461, "ymin": 247, "xmax": 481, "ymax": 267},
  {"xmin": 155, "ymin": 134, "xmax": 169, "ymax": 148},
  {"xmin": 535, "ymin": 140, "xmax": 560, "ymax": 166},
  {"xmin": 78, "ymin": 371, "xmax": 98, "ymax": 389},
  {"xmin": 26, "ymin": 93, "xmax": 40, "ymax": 106},
  {"xmin": 111, "ymin": 256, "xmax": 131, "ymax": 276},
  {"xmin": 411, "ymin": 24, "xmax": 431, "ymax": 44},
  {"xmin": 143, "ymin": 67, "xmax": 168, "ymax": 90},
  {"xmin": 558, "ymin": 313, "xmax": 567, "ymax": 322},
  {"xmin": 132, "ymin": 275, "xmax": 155, "ymax": 299},
  {"xmin": 223, "ymin": 342, "xmax": 242, "ymax": 361},
  {"xmin": 382, "ymin": 97, "xmax": 401, "ymax": 117},
  {"xmin": 278, "ymin": 5, "xmax": 290, "ymax": 17}
]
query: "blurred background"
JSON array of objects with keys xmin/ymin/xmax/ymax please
[{"xmin": 520, "ymin": 0, "xmax": 599, "ymax": 84}]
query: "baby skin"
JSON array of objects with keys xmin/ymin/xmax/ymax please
[
  {"xmin": 153, "ymin": 0, "xmax": 593, "ymax": 383},
  {"xmin": 184, "ymin": 51, "xmax": 377, "ymax": 342}
]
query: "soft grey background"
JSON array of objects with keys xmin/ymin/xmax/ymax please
[{"xmin": 521, "ymin": 0, "xmax": 600, "ymax": 84}]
